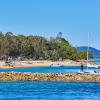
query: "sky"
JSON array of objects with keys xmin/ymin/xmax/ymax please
[{"xmin": 0, "ymin": 0, "xmax": 100, "ymax": 49}]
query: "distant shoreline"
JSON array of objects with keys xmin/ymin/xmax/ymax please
[
  {"xmin": 0, "ymin": 60, "xmax": 84, "ymax": 69},
  {"xmin": 0, "ymin": 59, "xmax": 99, "ymax": 69}
]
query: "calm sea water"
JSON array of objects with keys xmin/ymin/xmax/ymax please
[
  {"xmin": 0, "ymin": 65, "xmax": 100, "ymax": 100},
  {"xmin": 92, "ymin": 59, "xmax": 100, "ymax": 63},
  {"xmin": 0, "ymin": 66, "xmax": 100, "ymax": 73},
  {"xmin": 0, "ymin": 81, "xmax": 100, "ymax": 100}
]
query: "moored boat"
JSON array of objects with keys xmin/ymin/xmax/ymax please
[{"xmin": 50, "ymin": 64, "xmax": 63, "ymax": 67}]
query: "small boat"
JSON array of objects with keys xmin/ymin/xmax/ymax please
[
  {"xmin": 77, "ymin": 33, "xmax": 100, "ymax": 74},
  {"xmin": 77, "ymin": 70, "xmax": 100, "ymax": 74},
  {"xmin": 50, "ymin": 64, "xmax": 63, "ymax": 67},
  {"xmin": 87, "ymin": 63, "xmax": 99, "ymax": 68},
  {"xmin": 85, "ymin": 33, "xmax": 100, "ymax": 74},
  {"xmin": 76, "ymin": 71, "xmax": 85, "ymax": 74}
]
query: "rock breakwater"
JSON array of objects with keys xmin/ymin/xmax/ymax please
[{"xmin": 0, "ymin": 72, "xmax": 100, "ymax": 82}]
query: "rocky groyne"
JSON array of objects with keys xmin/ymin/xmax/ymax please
[{"xmin": 0, "ymin": 72, "xmax": 100, "ymax": 82}]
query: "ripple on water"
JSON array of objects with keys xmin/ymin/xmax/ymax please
[{"xmin": 0, "ymin": 82, "xmax": 100, "ymax": 100}]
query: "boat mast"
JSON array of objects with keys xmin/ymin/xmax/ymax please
[{"xmin": 87, "ymin": 33, "xmax": 89, "ymax": 70}]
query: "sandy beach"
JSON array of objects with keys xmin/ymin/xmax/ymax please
[{"xmin": 0, "ymin": 60, "xmax": 85, "ymax": 69}]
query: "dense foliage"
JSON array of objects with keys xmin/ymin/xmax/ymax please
[
  {"xmin": 77, "ymin": 51, "xmax": 93, "ymax": 60},
  {"xmin": 0, "ymin": 32, "xmax": 93, "ymax": 61}
]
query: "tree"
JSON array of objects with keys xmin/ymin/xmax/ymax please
[
  {"xmin": 0, "ymin": 31, "xmax": 87, "ymax": 61},
  {"xmin": 77, "ymin": 51, "xmax": 93, "ymax": 60}
]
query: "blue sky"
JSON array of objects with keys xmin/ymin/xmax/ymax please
[{"xmin": 0, "ymin": 0, "xmax": 100, "ymax": 49}]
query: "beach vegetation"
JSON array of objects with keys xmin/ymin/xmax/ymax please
[
  {"xmin": 77, "ymin": 51, "xmax": 93, "ymax": 60},
  {"xmin": 0, "ymin": 32, "xmax": 93, "ymax": 61}
]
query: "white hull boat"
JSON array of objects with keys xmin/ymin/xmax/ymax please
[{"xmin": 50, "ymin": 64, "xmax": 63, "ymax": 67}]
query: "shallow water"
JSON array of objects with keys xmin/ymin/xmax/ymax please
[
  {"xmin": 0, "ymin": 82, "xmax": 100, "ymax": 100},
  {"xmin": 0, "ymin": 66, "xmax": 100, "ymax": 73}
]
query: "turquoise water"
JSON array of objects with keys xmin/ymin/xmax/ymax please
[
  {"xmin": 0, "ymin": 66, "xmax": 100, "ymax": 73},
  {"xmin": 0, "ymin": 82, "xmax": 100, "ymax": 100}
]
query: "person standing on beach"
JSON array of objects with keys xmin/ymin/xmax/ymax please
[{"xmin": 80, "ymin": 63, "xmax": 83, "ymax": 72}]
